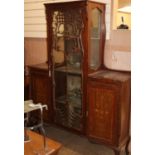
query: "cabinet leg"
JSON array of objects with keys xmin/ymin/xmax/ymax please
[
  {"xmin": 125, "ymin": 136, "xmax": 131, "ymax": 155},
  {"xmin": 113, "ymin": 149, "xmax": 120, "ymax": 155}
]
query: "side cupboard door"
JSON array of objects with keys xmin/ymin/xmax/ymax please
[{"xmin": 87, "ymin": 80, "xmax": 120, "ymax": 145}]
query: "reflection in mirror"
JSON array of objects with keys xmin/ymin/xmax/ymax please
[
  {"xmin": 89, "ymin": 8, "xmax": 101, "ymax": 70},
  {"xmin": 113, "ymin": 0, "xmax": 131, "ymax": 30}
]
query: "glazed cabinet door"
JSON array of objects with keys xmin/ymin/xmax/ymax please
[
  {"xmin": 30, "ymin": 69, "xmax": 52, "ymax": 123},
  {"xmin": 87, "ymin": 81, "xmax": 119, "ymax": 145},
  {"xmin": 45, "ymin": 2, "xmax": 86, "ymax": 132},
  {"xmin": 88, "ymin": 2, "xmax": 106, "ymax": 72},
  {"xmin": 44, "ymin": 1, "xmax": 106, "ymax": 133}
]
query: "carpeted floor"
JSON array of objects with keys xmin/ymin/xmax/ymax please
[{"xmin": 44, "ymin": 124, "xmax": 129, "ymax": 155}]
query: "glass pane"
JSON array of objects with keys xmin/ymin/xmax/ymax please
[
  {"xmin": 67, "ymin": 75, "xmax": 82, "ymax": 129},
  {"xmin": 52, "ymin": 11, "xmax": 65, "ymax": 64},
  {"xmin": 51, "ymin": 9, "xmax": 84, "ymax": 130},
  {"xmin": 89, "ymin": 8, "xmax": 102, "ymax": 70}
]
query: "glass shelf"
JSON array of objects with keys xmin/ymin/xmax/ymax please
[
  {"xmin": 55, "ymin": 66, "xmax": 82, "ymax": 75},
  {"xmin": 55, "ymin": 96, "xmax": 67, "ymax": 104},
  {"xmin": 56, "ymin": 95, "xmax": 81, "ymax": 106},
  {"xmin": 91, "ymin": 37, "xmax": 100, "ymax": 40},
  {"xmin": 53, "ymin": 34, "xmax": 80, "ymax": 39}
]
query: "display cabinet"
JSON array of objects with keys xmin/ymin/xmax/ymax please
[
  {"xmin": 28, "ymin": 1, "xmax": 131, "ymax": 154},
  {"xmin": 44, "ymin": 0, "xmax": 106, "ymax": 132},
  {"xmin": 87, "ymin": 70, "xmax": 131, "ymax": 155}
]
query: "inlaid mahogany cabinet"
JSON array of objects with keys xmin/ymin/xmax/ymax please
[
  {"xmin": 44, "ymin": 0, "xmax": 106, "ymax": 133},
  {"xmin": 28, "ymin": 1, "xmax": 130, "ymax": 155},
  {"xmin": 87, "ymin": 70, "xmax": 131, "ymax": 155},
  {"xmin": 29, "ymin": 63, "xmax": 53, "ymax": 123}
]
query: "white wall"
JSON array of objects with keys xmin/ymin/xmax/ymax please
[{"xmin": 24, "ymin": 0, "xmax": 111, "ymax": 39}]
